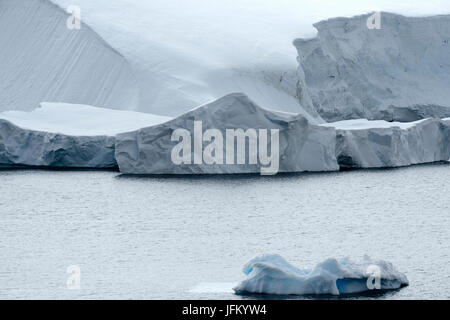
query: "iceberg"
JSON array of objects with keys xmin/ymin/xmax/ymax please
[
  {"xmin": 0, "ymin": 103, "xmax": 170, "ymax": 168},
  {"xmin": 1, "ymin": 99, "xmax": 447, "ymax": 171},
  {"xmin": 1, "ymin": 2, "xmax": 448, "ymax": 172},
  {"xmin": 294, "ymin": 12, "xmax": 450, "ymax": 122},
  {"xmin": 234, "ymin": 254, "xmax": 409, "ymax": 296},
  {"xmin": 115, "ymin": 93, "xmax": 339, "ymax": 174},
  {"xmin": 322, "ymin": 118, "xmax": 450, "ymax": 168},
  {"xmin": 0, "ymin": 118, "xmax": 116, "ymax": 168}
]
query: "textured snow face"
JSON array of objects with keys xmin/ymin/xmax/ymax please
[
  {"xmin": 321, "ymin": 118, "xmax": 427, "ymax": 130},
  {"xmin": 332, "ymin": 118, "xmax": 450, "ymax": 168},
  {"xmin": 294, "ymin": 12, "xmax": 450, "ymax": 122},
  {"xmin": 47, "ymin": 0, "xmax": 450, "ymax": 119},
  {"xmin": 0, "ymin": 103, "xmax": 171, "ymax": 136},
  {"xmin": 115, "ymin": 93, "xmax": 339, "ymax": 174},
  {"xmin": 0, "ymin": 119, "xmax": 116, "ymax": 168},
  {"xmin": 0, "ymin": 0, "xmax": 138, "ymax": 112},
  {"xmin": 234, "ymin": 254, "xmax": 408, "ymax": 296},
  {"xmin": 48, "ymin": 0, "xmax": 325, "ymax": 121}
]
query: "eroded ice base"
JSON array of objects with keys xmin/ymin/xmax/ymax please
[
  {"xmin": 322, "ymin": 118, "xmax": 450, "ymax": 168},
  {"xmin": 0, "ymin": 103, "xmax": 170, "ymax": 168}
]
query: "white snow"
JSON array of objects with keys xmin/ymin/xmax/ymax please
[
  {"xmin": 321, "ymin": 118, "xmax": 428, "ymax": 130},
  {"xmin": 0, "ymin": 103, "xmax": 171, "ymax": 136},
  {"xmin": 0, "ymin": 102, "xmax": 170, "ymax": 168},
  {"xmin": 234, "ymin": 254, "xmax": 409, "ymax": 296},
  {"xmin": 47, "ymin": 0, "xmax": 450, "ymax": 119},
  {"xmin": 4, "ymin": 0, "xmax": 450, "ymax": 120},
  {"xmin": 0, "ymin": 0, "xmax": 139, "ymax": 112},
  {"xmin": 295, "ymin": 12, "xmax": 450, "ymax": 122}
]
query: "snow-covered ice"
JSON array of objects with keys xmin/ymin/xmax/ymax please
[
  {"xmin": 1, "ymin": 1, "xmax": 449, "ymax": 172},
  {"xmin": 115, "ymin": 93, "xmax": 339, "ymax": 175},
  {"xmin": 324, "ymin": 118, "xmax": 450, "ymax": 168},
  {"xmin": 234, "ymin": 254, "xmax": 409, "ymax": 296},
  {"xmin": 321, "ymin": 118, "xmax": 427, "ymax": 130},
  {"xmin": 0, "ymin": 0, "xmax": 138, "ymax": 112},
  {"xmin": 0, "ymin": 103, "xmax": 170, "ymax": 168},
  {"xmin": 0, "ymin": 118, "xmax": 117, "ymax": 168},
  {"xmin": 295, "ymin": 12, "xmax": 450, "ymax": 122},
  {"xmin": 0, "ymin": 102, "xmax": 171, "ymax": 136}
]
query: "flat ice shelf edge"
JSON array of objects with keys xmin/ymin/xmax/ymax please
[{"xmin": 1, "ymin": 96, "xmax": 449, "ymax": 172}]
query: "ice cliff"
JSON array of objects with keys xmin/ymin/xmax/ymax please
[
  {"xmin": 0, "ymin": 102, "xmax": 171, "ymax": 136},
  {"xmin": 234, "ymin": 254, "xmax": 409, "ymax": 296},
  {"xmin": 294, "ymin": 12, "xmax": 450, "ymax": 122},
  {"xmin": 0, "ymin": 0, "xmax": 138, "ymax": 112},
  {"xmin": 323, "ymin": 118, "xmax": 450, "ymax": 168},
  {"xmin": 0, "ymin": 103, "xmax": 170, "ymax": 168},
  {"xmin": 115, "ymin": 93, "xmax": 449, "ymax": 175},
  {"xmin": 0, "ymin": 118, "xmax": 116, "ymax": 168},
  {"xmin": 1, "ymin": 98, "xmax": 448, "ymax": 172},
  {"xmin": 115, "ymin": 93, "xmax": 338, "ymax": 175}
]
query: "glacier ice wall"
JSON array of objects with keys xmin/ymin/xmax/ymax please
[
  {"xmin": 115, "ymin": 93, "xmax": 338, "ymax": 174},
  {"xmin": 0, "ymin": 0, "xmax": 139, "ymax": 112},
  {"xmin": 234, "ymin": 254, "xmax": 409, "ymax": 296},
  {"xmin": 0, "ymin": 99, "xmax": 448, "ymax": 171},
  {"xmin": 115, "ymin": 93, "xmax": 449, "ymax": 175},
  {"xmin": 325, "ymin": 118, "xmax": 450, "ymax": 168},
  {"xmin": 0, "ymin": 102, "xmax": 170, "ymax": 168},
  {"xmin": 294, "ymin": 12, "xmax": 450, "ymax": 122},
  {"xmin": 0, "ymin": 119, "xmax": 116, "ymax": 168}
]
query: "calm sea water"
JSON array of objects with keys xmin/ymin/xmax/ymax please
[{"xmin": 0, "ymin": 164, "xmax": 449, "ymax": 299}]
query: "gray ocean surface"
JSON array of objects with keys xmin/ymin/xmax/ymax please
[{"xmin": 0, "ymin": 163, "xmax": 449, "ymax": 299}]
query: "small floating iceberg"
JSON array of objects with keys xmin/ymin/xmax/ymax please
[{"xmin": 234, "ymin": 254, "xmax": 408, "ymax": 296}]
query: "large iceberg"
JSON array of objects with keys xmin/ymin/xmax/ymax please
[
  {"xmin": 115, "ymin": 95, "xmax": 449, "ymax": 174},
  {"xmin": 0, "ymin": 118, "xmax": 116, "ymax": 168},
  {"xmin": 115, "ymin": 93, "xmax": 339, "ymax": 175},
  {"xmin": 0, "ymin": 103, "xmax": 170, "ymax": 168},
  {"xmin": 294, "ymin": 12, "xmax": 450, "ymax": 122},
  {"xmin": 234, "ymin": 254, "xmax": 409, "ymax": 296},
  {"xmin": 1, "ymin": 99, "xmax": 448, "ymax": 172},
  {"xmin": 323, "ymin": 118, "xmax": 450, "ymax": 168}
]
